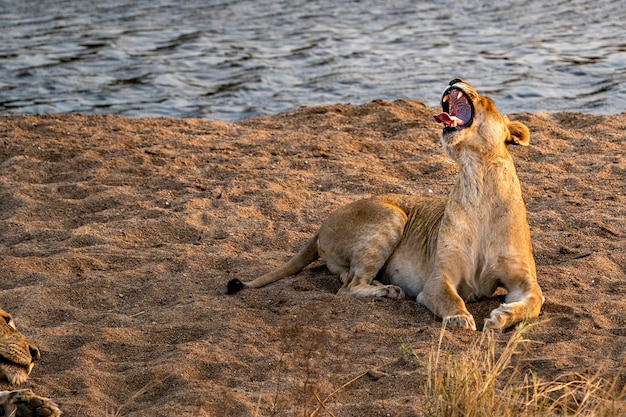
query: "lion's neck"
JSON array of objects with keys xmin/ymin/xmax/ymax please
[{"xmin": 452, "ymin": 147, "xmax": 520, "ymax": 207}]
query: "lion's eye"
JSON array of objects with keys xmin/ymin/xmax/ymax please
[{"xmin": 2, "ymin": 315, "xmax": 11, "ymax": 325}]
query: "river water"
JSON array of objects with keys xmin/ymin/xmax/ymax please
[{"xmin": 1, "ymin": 0, "xmax": 624, "ymax": 121}]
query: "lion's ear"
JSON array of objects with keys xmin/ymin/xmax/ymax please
[{"xmin": 506, "ymin": 121, "xmax": 530, "ymax": 146}]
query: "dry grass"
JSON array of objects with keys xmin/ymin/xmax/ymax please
[
  {"xmin": 254, "ymin": 320, "xmax": 624, "ymax": 417},
  {"xmin": 406, "ymin": 321, "xmax": 626, "ymax": 417},
  {"xmin": 106, "ymin": 377, "xmax": 169, "ymax": 417}
]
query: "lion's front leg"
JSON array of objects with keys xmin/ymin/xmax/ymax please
[
  {"xmin": 417, "ymin": 276, "xmax": 476, "ymax": 331},
  {"xmin": 484, "ymin": 280, "xmax": 544, "ymax": 331},
  {"xmin": 0, "ymin": 389, "xmax": 61, "ymax": 417}
]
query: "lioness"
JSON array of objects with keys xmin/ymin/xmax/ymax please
[
  {"xmin": 228, "ymin": 79, "xmax": 544, "ymax": 331},
  {"xmin": 0, "ymin": 308, "xmax": 60, "ymax": 416}
]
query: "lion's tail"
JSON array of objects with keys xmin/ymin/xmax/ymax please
[{"xmin": 226, "ymin": 233, "xmax": 319, "ymax": 294}]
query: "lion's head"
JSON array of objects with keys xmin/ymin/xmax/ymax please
[
  {"xmin": 0, "ymin": 308, "xmax": 40, "ymax": 385},
  {"xmin": 434, "ymin": 79, "xmax": 529, "ymax": 160}
]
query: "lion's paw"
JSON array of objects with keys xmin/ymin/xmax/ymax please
[
  {"xmin": 443, "ymin": 314, "xmax": 477, "ymax": 331},
  {"xmin": 0, "ymin": 389, "xmax": 61, "ymax": 417},
  {"xmin": 385, "ymin": 285, "xmax": 405, "ymax": 300},
  {"xmin": 484, "ymin": 303, "xmax": 518, "ymax": 331},
  {"xmin": 484, "ymin": 315, "xmax": 506, "ymax": 332}
]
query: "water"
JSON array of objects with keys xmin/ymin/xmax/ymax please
[{"xmin": 1, "ymin": 0, "xmax": 624, "ymax": 121}]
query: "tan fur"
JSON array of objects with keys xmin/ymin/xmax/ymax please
[
  {"xmin": 0, "ymin": 308, "xmax": 61, "ymax": 416},
  {"xmin": 229, "ymin": 80, "xmax": 544, "ymax": 331},
  {"xmin": 0, "ymin": 308, "xmax": 39, "ymax": 385}
]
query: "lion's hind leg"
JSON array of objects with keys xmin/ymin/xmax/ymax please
[
  {"xmin": 338, "ymin": 274, "xmax": 405, "ymax": 300},
  {"xmin": 0, "ymin": 389, "xmax": 61, "ymax": 417},
  {"xmin": 327, "ymin": 248, "xmax": 405, "ymax": 300},
  {"xmin": 319, "ymin": 197, "xmax": 408, "ymax": 301}
]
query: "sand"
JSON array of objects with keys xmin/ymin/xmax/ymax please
[{"xmin": 0, "ymin": 99, "xmax": 624, "ymax": 416}]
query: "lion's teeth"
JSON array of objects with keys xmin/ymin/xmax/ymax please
[
  {"xmin": 457, "ymin": 91, "xmax": 464, "ymax": 99},
  {"xmin": 443, "ymin": 94, "xmax": 449, "ymax": 103},
  {"xmin": 452, "ymin": 118, "xmax": 458, "ymax": 127}
]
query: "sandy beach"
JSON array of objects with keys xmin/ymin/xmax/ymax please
[{"xmin": 0, "ymin": 100, "xmax": 624, "ymax": 416}]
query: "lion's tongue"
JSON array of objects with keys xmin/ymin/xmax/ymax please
[{"xmin": 433, "ymin": 112, "xmax": 465, "ymax": 127}]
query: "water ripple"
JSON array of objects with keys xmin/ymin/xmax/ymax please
[{"xmin": 0, "ymin": 0, "xmax": 624, "ymax": 120}]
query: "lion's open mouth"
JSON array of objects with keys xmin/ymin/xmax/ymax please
[{"xmin": 433, "ymin": 86, "xmax": 474, "ymax": 132}]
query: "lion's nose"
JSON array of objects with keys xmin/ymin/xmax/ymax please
[
  {"xmin": 29, "ymin": 344, "xmax": 41, "ymax": 362},
  {"xmin": 449, "ymin": 78, "xmax": 464, "ymax": 86}
]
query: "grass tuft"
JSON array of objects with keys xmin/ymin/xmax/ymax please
[{"xmin": 409, "ymin": 321, "xmax": 625, "ymax": 417}]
